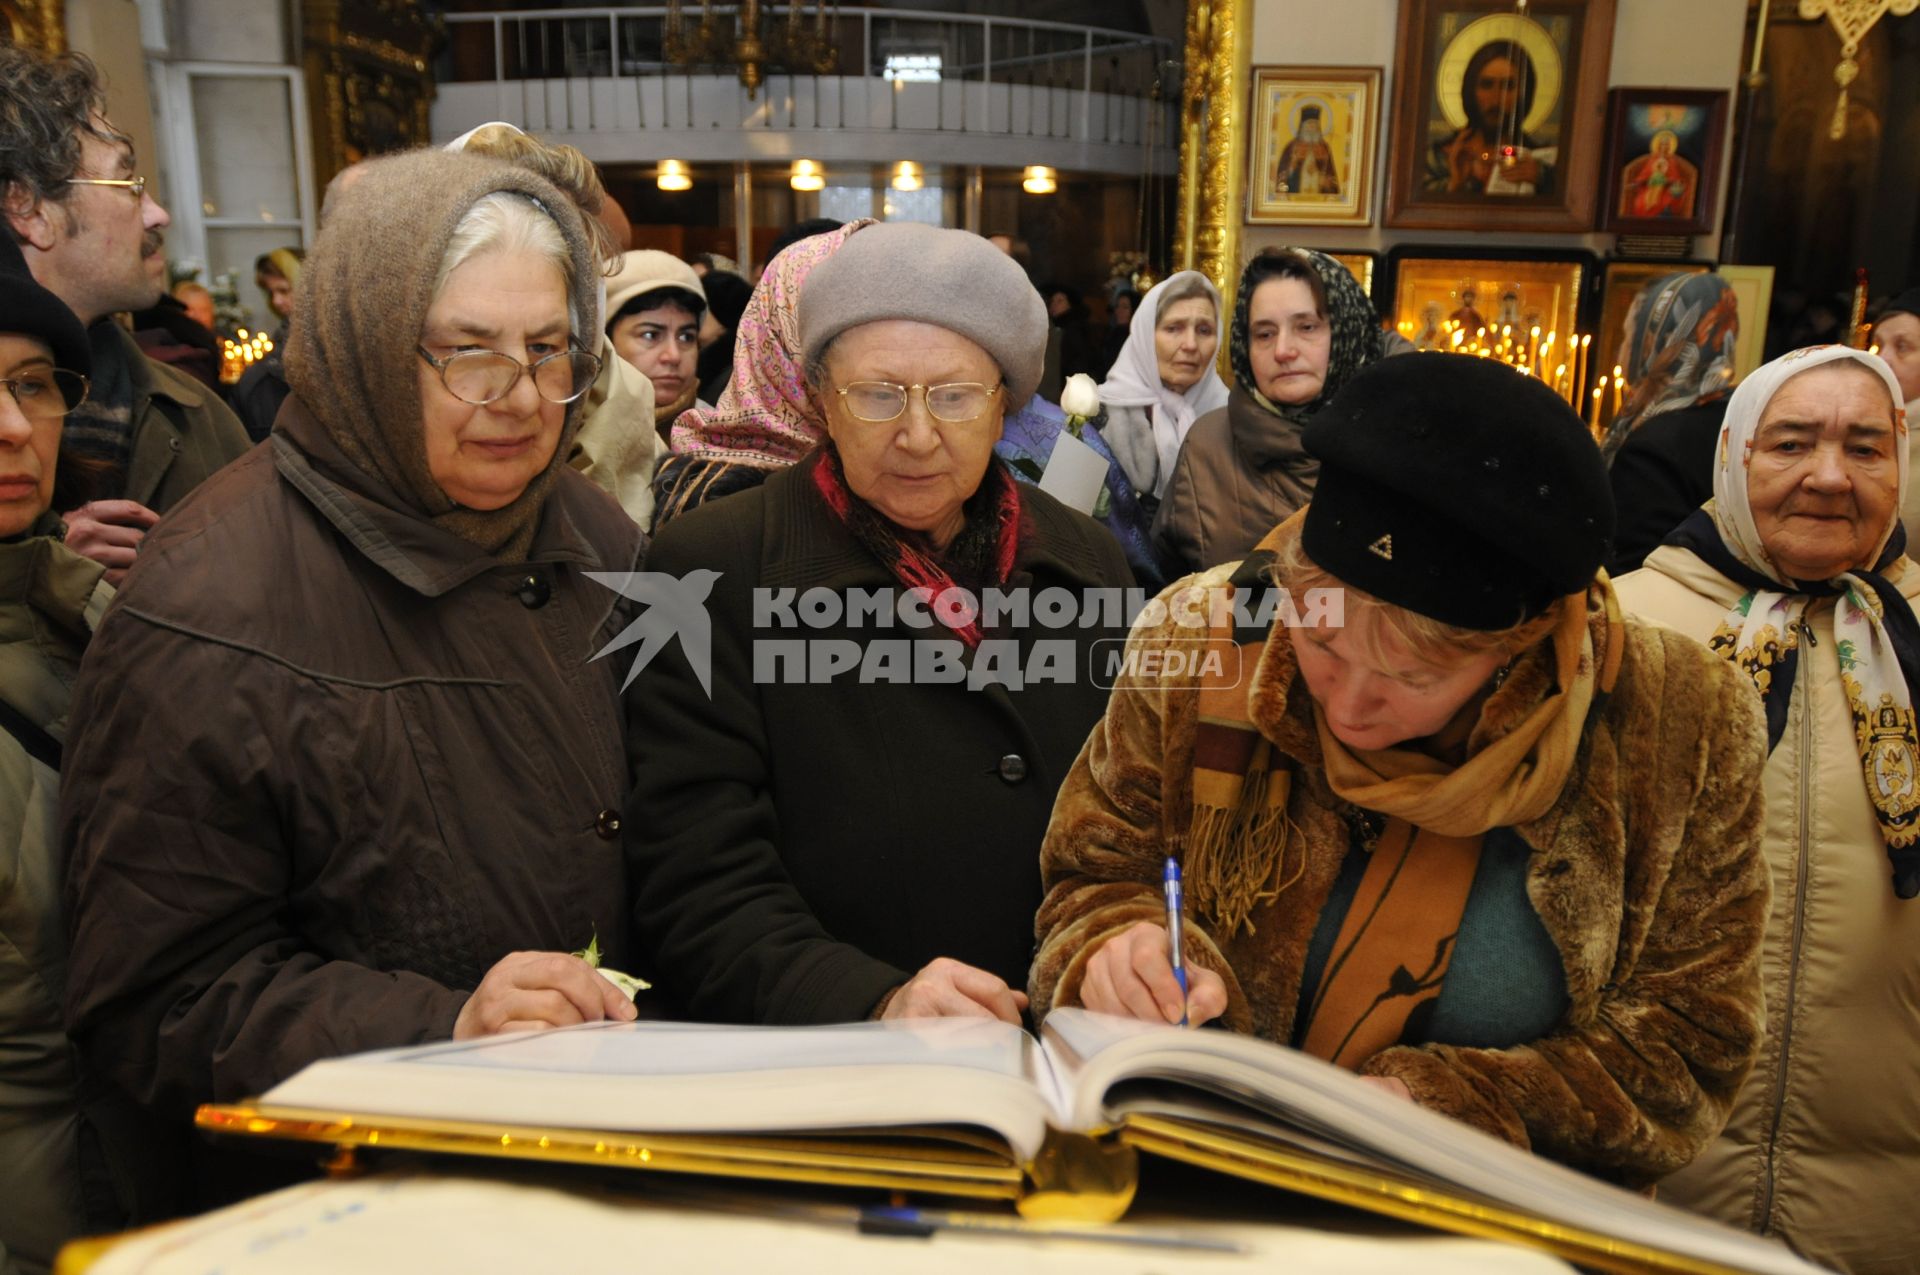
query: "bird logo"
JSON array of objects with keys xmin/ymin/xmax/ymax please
[{"xmin": 586, "ymin": 570, "xmax": 722, "ymax": 697}]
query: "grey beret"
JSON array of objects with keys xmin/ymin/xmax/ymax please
[{"xmin": 798, "ymin": 222, "xmax": 1049, "ymax": 409}]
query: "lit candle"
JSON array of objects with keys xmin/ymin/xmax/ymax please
[
  {"xmin": 1589, "ymin": 384, "xmax": 1604, "ymax": 435},
  {"xmin": 1612, "ymin": 365, "xmax": 1625, "ymax": 418},
  {"xmin": 1554, "ymin": 363, "xmax": 1568, "ymax": 403}
]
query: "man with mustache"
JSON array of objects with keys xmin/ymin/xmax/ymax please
[{"xmin": 0, "ymin": 46, "xmax": 249, "ymax": 585}]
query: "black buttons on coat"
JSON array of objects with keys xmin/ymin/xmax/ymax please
[
  {"xmin": 595, "ymin": 809, "xmax": 622, "ymax": 839},
  {"xmin": 516, "ymin": 572, "xmax": 551, "ymax": 608},
  {"xmin": 996, "ymin": 754, "xmax": 1028, "ymax": 785}
]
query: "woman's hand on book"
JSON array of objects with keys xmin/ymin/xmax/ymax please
[
  {"xmin": 453, "ymin": 950, "xmax": 642, "ymax": 1039},
  {"xmin": 1081, "ymin": 922, "xmax": 1227, "ymax": 1027},
  {"xmin": 882, "ymin": 957, "xmax": 1029, "ymax": 1024}
]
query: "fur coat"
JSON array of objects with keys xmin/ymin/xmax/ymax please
[{"xmin": 1030, "ymin": 572, "xmax": 1772, "ymax": 1187}]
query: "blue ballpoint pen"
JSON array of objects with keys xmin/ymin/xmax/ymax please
[{"xmin": 1163, "ymin": 856, "xmax": 1188, "ymax": 1027}]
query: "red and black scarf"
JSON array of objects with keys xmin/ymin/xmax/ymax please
[{"xmin": 809, "ymin": 447, "xmax": 1023, "ymax": 648}]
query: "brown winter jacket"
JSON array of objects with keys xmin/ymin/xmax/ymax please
[
  {"xmin": 1151, "ymin": 390, "xmax": 1317, "ymax": 574},
  {"xmin": 1031, "ymin": 567, "xmax": 1772, "ymax": 1187},
  {"xmin": 59, "ymin": 401, "xmax": 642, "ymax": 1130},
  {"xmin": 1617, "ymin": 547, "xmax": 1920, "ymax": 1274},
  {"xmin": 107, "ymin": 321, "xmax": 252, "ymax": 513}
]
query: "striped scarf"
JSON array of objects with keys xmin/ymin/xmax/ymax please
[{"xmin": 60, "ymin": 322, "xmax": 136, "ymax": 495}]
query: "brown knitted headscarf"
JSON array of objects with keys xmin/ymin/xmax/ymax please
[{"xmin": 284, "ymin": 149, "xmax": 600, "ymax": 560}]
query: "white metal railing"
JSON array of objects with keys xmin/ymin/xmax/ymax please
[{"xmin": 441, "ymin": 6, "xmax": 1176, "ymax": 151}]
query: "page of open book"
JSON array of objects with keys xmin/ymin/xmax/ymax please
[
  {"xmin": 1037, "ymin": 1010, "xmax": 1822, "ymax": 1275},
  {"xmin": 263, "ymin": 1018, "xmax": 1073, "ymax": 1162}
]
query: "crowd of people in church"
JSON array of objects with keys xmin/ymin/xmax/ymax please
[{"xmin": 4, "ymin": 40, "xmax": 1918, "ymax": 1275}]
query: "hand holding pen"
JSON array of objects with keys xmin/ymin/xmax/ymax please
[
  {"xmin": 1164, "ymin": 857, "xmax": 1189, "ymax": 1027},
  {"xmin": 1076, "ymin": 861, "xmax": 1229, "ymax": 1027}
]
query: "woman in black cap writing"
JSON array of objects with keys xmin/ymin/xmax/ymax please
[{"xmin": 1031, "ymin": 353, "xmax": 1771, "ymax": 1186}]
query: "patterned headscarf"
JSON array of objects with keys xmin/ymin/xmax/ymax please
[
  {"xmin": 1601, "ymin": 272, "xmax": 1739, "ymax": 461},
  {"xmin": 670, "ymin": 219, "xmax": 875, "ymax": 464},
  {"xmin": 1227, "ymin": 248, "xmax": 1384, "ymax": 426},
  {"xmin": 1665, "ymin": 344, "xmax": 1920, "ymax": 897}
]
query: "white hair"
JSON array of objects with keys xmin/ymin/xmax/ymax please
[{"xmin": 432, "ymin": 192, "xmax": 575, "ymax": 306}]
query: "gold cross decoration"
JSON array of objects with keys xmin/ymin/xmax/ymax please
[{"xmin": 1799, "ymin": 0, "xmax": 1919, "ymax": 139}]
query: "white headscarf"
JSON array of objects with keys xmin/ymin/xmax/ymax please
[
  {"xmin": 1699, "ymin": 344, "xmax": 1920, "ymax": 890},
  {"xmin": 1710, "ymin": 344, "xmax": 1909, "ymax": 575},
  {"xmin": 1097, "ymin": 271, "xmax": 1229, "ymax": 498}
]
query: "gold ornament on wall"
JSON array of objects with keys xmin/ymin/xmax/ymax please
[
  {"xmin": 303, "ymin": 0, "xmax": 440, "ymax": 186},
  {"xmin": 0, "ymin": 0, "xmax": 66, "ymax": 53},
  {"xmin": 1799, "ymin": 0, "xmax": 1920, "ymax": 139},
  {"xmin": 1173, "ymin": 0, "xmax": 1251, "ymax": 370}
]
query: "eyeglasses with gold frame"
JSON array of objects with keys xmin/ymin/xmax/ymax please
[{"xmin": 65, "ymin": 175, "xmax": 148, "ymax": 200}]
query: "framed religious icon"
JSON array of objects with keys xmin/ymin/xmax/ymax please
[
  {"xmin": 1245, "ymin": 66, "xmax": 1383, "ymax": 226},
  {"xmin": 1386, "ymin": 248, "xmax": 1592, "ymax": 402},
  {"xmin": 1600, "ymin": 89, "xmax": 1729, "ymax": 235},
  {"xmin": 1592, "ymin": 258, "xmax": 1714, "ymax": 393},
  {"xmin": 1384, "ymin": 0, "xmax": 1615, "ymax": 232},
  {"xmin": 1716, "ymin": 264, "xmax": 1776, "ymax": 382},
  {"xmin": 1319, "ymin": 250, "xmax": 1380, "ymax": 299}
]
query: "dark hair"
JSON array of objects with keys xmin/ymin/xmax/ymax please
[
  {"xmin": 610, "ymin": 286, "xmax": 706, "ymax": 331},
  {"xmin": 0, "ymin": 47, "xmax": 114, "ymax": 237},
  {"xmin": 768, "ymin": 217, "xmax": 843, "ymax": 263},
  {"xmin": 700, "ymin": 269, "xmax": 752, "ymax": 332},
  {"xmin": 1240, "ymin": 248, "xmax": 1328, "ymax": 319},
  {"xmin": 1463, "ymin": 41, "xmax": 1537, "ymax": 134},
  {"xmin": 51, "ymin": 448, "xmax": 114, "ymax": 514}
]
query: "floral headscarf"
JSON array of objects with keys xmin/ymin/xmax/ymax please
[
  {"xmin": 1665, "ymin": 344, "xmax": 1920, "ymax": 896},
  {"xmin": 670, "ymin": 219, "xmax": 874, "ymax": 465},
  {"xmin": 1601, "ymin": 272, "xmax": 1739, "ymax": 461},
  {"xmin": 1227, "ymin": 248, "xmax": 1384, "ymax": 425}
]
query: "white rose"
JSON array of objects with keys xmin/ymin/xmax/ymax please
[{"xmin": 1059, "ymin": 373, "xmax": 1101, "ymax": 419}]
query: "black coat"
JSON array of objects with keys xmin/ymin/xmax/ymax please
[
  {"xmin": 625, "ymin": 456, "xmax": 1133, "ymax": 1024},
  {"xmin": 1606, "ymin": 398, "xmax": 1729, "ymax": 576}
]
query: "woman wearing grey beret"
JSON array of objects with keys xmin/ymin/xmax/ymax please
[{"xmin": 626, "ymin": 221, "xmax": 1134, "ymax": 1026}]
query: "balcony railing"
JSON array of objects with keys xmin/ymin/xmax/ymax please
[{"xmin": 440, "ymin": 6, "xmax": 1178, "ymax": 160}]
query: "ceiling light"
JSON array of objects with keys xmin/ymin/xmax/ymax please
[
  {"xmin": 790, "ymin": 159, "xmax": 825, "ymax": 192},
  {"xmin": 1022, "ymin": 165, "xmax": 1057, "ymax": 195},
  {"xmin": 657, "ymin": 160, "xmax": 692, "ymax": 192},
  {"xmin": 891, "ymin": 161, "xmax": 923, "ymax": 192}
]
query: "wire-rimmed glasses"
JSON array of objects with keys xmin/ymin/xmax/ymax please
[
  {"xmin": 1, "ymin": 368, "xmax": 90, "ymax": 420},
  {"xmin": 65, "ymin": 175, "xmax": 148, "ymax": 199},
  {"xmin": 835, "ymin": 380, "xmax": 1003, "ymax": 424},
  {"xmin": 416, "ymin": 346, "xmax": 602, "ymax": 407}
]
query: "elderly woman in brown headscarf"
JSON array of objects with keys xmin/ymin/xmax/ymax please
[{"xmin": 60, "ymin": 150, "xmax": 641, "ymax": 1202}]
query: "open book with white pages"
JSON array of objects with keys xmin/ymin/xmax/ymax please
[{"xmin": 198, "ymin": 1009, "xmax": 1827, "ymax": 1275}]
